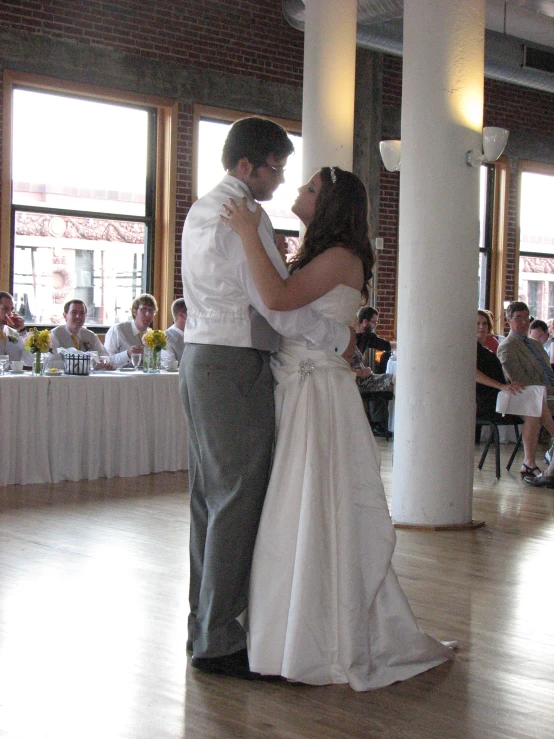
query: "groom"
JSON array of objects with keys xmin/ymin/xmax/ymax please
[{"xmin": 180, "ymin": 117, "xmax": 354, "ymax": 678}]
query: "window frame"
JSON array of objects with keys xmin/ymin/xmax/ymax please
[
  {"xmin": 487, "ymin": 157, "xmax": 510, "ymax": 330},
  {"xmin": 1, "ymin": 71, "xmax": 178, "ymax": 329},
  {"xmin": 479, "ymin": 162, "xmax": 496, "ymax": 310}
]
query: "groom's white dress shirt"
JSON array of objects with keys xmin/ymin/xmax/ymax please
[
  {"xmin": 181, "ymin": 174, "xmax": 349, "ymax": 354},
  {"xmin": 51, "ymin": 325, "xmax": 110, "ymax": 357},
  {"xmin": 162, "ymin": 324, "xmax": 185, "ymax": 364},
  {"xmin": 104, "ymin": 320, "xmax": 143, "ymax": 368}
]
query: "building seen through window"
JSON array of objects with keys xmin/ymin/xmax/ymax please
[
  {"xmin": 518, "ymin": 170, "xmax": 554, "ymax": 321},
  {"xmin": 11, "ymin": 89, "xmax": 154, "ymax": 327}
]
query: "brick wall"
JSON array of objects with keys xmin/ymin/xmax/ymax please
[
  {"xmin": 505, "ymin": 159, "xmax": 520, "ymax": 306},
  {"xmin": 0, "ymin": 0, "xmax": 304, "ymax": 85},
  {"xmin": 175, "ymin": 102, "xmax": 194, "ymax": 298},
  {"xmin": 484, "ymin": 77, "xmax": 554, "ymax": 135},
  {"xmin": 374, "ymin": 168, "xmax": 399, "ymax": 339},
  {"xmin": 382, "ymin": 53, "xmax": 402, "ymax": 109}
]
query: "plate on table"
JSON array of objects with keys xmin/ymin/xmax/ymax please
[
  {"xmin": 165, "ymin": 368, "xmax": 179, "ymax": 373},
  {"xmin": 9, "ymin": 369, "xmax": 25, "ymax": 374},
  {"xmin": 119, "ymin": 367, "xmax": 136, "ymax": 373},
  {"xmin": 44, "ymin": 369, "xmax": 64, "ymax": 376}
]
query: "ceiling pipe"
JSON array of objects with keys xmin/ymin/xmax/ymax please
[{"xmin": 283, "ymin": 0, "xmax": 554, "ymax": 94}]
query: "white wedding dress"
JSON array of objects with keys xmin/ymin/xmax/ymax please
[{"xmin": 248, "ymin": 284, "xmax": 453, "ymax": 691}]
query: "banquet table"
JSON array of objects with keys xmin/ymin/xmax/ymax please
[{"xmin": 0, "ymin": 371, "xmax": 188, "ymax": 486}]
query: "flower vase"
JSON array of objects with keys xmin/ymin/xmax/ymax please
[
  {"xmin": 142, "ymin": 348, "xmax": 151, "ymax": 373},
  {"xmin": 32, "ymin": 352, "xmax": 43, "ymax": 376},
  {"xmin": 150, "ymin": 347, "xmax": 161, "ymax": 373}
]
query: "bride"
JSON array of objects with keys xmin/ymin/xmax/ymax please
[{"xmin": 223, "ymin": 166, "xmax": 454, "ymax": 691}]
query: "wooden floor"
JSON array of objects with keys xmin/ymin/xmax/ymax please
[{"xmin": 1, "ymin": 442, "xmax": 554, "ymax": 739}]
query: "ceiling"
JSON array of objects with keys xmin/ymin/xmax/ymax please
[{"xmin": 283, "ymin": 0, "xmax": 554, "ymax": 93}]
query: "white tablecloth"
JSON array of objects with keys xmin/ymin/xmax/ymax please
[{"xmin": 1, "ymin": 371, "xmax": 188, "ymax": 486}]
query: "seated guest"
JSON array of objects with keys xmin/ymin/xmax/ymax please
[
  {"xmin": 497, "ymin": 301, "xmax": 554, "ymax": 412},
  {"xmin": 479, "ymin": 309, "xmax": 499, "ymax": 354},
  {"xmin": 352, "ymin": 347, "xmax": 395, "ymax": 393},
  {"xmin": 528, "ymin": 318, "xmax": 552, "ymax": 356},
  {"xmin": 479, "ymin": 308, "xmax": 554, "ymax": 478},
  {"xmin": 354, "ymin": 306, "xmax": 391, "ymax": 373},
  {"xmin": 529, "ymin": 318, "xmax": 549, "ymax": 344},
  {"xmin": 525, "ymin": 455, "xmax": 554, "ymax": 488},
  {"xmin": 104, "ymin": 293, "xmax": 158, "ymax": 368},
  {"xmin": 50, "ymin": 299, "xmax": 114, "ymax": 369},
  {"xmin": 0, "ymin": 290, "xmax": 32, "ymax": 366},
  {"xmin": 352, "ymin": 346, "xmax": 395, "ymax": 435},
  {"xmin": 162, "ymin": 298, "xmax": 187, "ymax": 366}
]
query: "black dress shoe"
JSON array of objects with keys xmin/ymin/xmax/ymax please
[
  {"xmin": 191, "ymin": 648, "xmax": 261, "ymax": 680},
  {"xmin": 524, "ymin": 474, "xmax": 554, "ymax": 488}
]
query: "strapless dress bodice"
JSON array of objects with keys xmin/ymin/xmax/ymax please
[{"xmin": 308, "ymin": 284, "xmax": 361, "ymax": 325}]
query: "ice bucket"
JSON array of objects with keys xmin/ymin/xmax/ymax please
[{"xmin": 63, "ymin": 352, "xmax": 91, "ymax": 376}]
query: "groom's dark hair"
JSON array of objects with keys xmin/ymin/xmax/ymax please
[{"xmin": 221, "ymin": 117, "xmax": 294, "ymax": 170}]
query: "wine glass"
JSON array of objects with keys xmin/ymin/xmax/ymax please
[
  {"xmin": 0, "ymin": 355, "xmax": 9, "ymax": 375},
  {"xmin": 131, "ymin": 353, "xmax": 141, "ymax": 370},
  {"xmin": 89, "ymin": 351, "xmax": 99, "ymax": 372}
]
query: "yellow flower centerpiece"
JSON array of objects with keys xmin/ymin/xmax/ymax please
[
  {"xmin": 142, "ymin": 328, "xmax": 167, "ymax": 372},
  {"xmin": 24, "ymin": 328, "xmax": 52, "ymax": 375}
]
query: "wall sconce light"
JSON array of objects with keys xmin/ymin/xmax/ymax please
[
  {"xmin": 379, "ymin": 140, "xmax": 401, "ymax": 172},
  {"xmin": 466, "ymin": 127, "xmax": 509, "ymax": 167}
]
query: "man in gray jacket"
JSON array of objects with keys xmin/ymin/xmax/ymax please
[
  {"xmin": 499, "ymin": 301, "xmax": 554, "ymax": 489},
  {"xmin": 497, "ymin": 300, "xmax": 554, "ymax": 412}
]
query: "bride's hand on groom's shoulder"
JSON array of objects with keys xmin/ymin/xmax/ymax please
[{"xmin": 221, "ymin": 197, "xmax": 262, "ymax": 238}]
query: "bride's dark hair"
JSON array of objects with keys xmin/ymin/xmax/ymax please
[{"xmin": 288, "ymin": 166, "xmax": 374, "ymax": 301}]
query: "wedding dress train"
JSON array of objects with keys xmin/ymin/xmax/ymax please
[{"xmin": 248, "ymin": 285, "xmax": 453, "ymax": 691}]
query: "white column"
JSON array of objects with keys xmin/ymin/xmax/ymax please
[
  {"xmin": 301, "ymin": 0, "xmax": 358, "ymax": 179},
  {"xmin": 391, "ymin": 0, "xmax": 485, "ymax": 526}
]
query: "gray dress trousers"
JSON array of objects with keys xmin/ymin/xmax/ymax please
[{"xmin": 179, "ymin": 342, "xmax": 275, "ymax": 658}]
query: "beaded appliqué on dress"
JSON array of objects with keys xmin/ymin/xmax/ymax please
[{"xmin": 299, "ymin": 359, "xmax": 315, "ymax": 382}]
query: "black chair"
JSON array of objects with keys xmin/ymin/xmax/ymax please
[{"xmin": 476, "ymin": 416, "xmax": 523, "ymax": 478}]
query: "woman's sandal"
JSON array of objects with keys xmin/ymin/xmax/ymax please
[{"xmin": 520, "ymin": 464, "xmax": 542, "ymax": 479}]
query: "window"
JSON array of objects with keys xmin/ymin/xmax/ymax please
[
  {"xmin": 478, "ymin": 164, "xmax": 494, "ymax": 309},
  {"xmin": 549, "ymin": 282, "xmax": 554, "ymax": 317},
  {"xmin": 527, "ymin": 280, "xmax": 540, "ymax": 317},
  {"xmin": 194, "ymin": 106, "xmax": 303, "ymax": 235},
  {"xmin": 1, "ymin": 72, "xmax": 177, "ymax": 329},
  {"xmin": 517, "ymin": 164, "xmax": 554, "ymax": 321}
]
